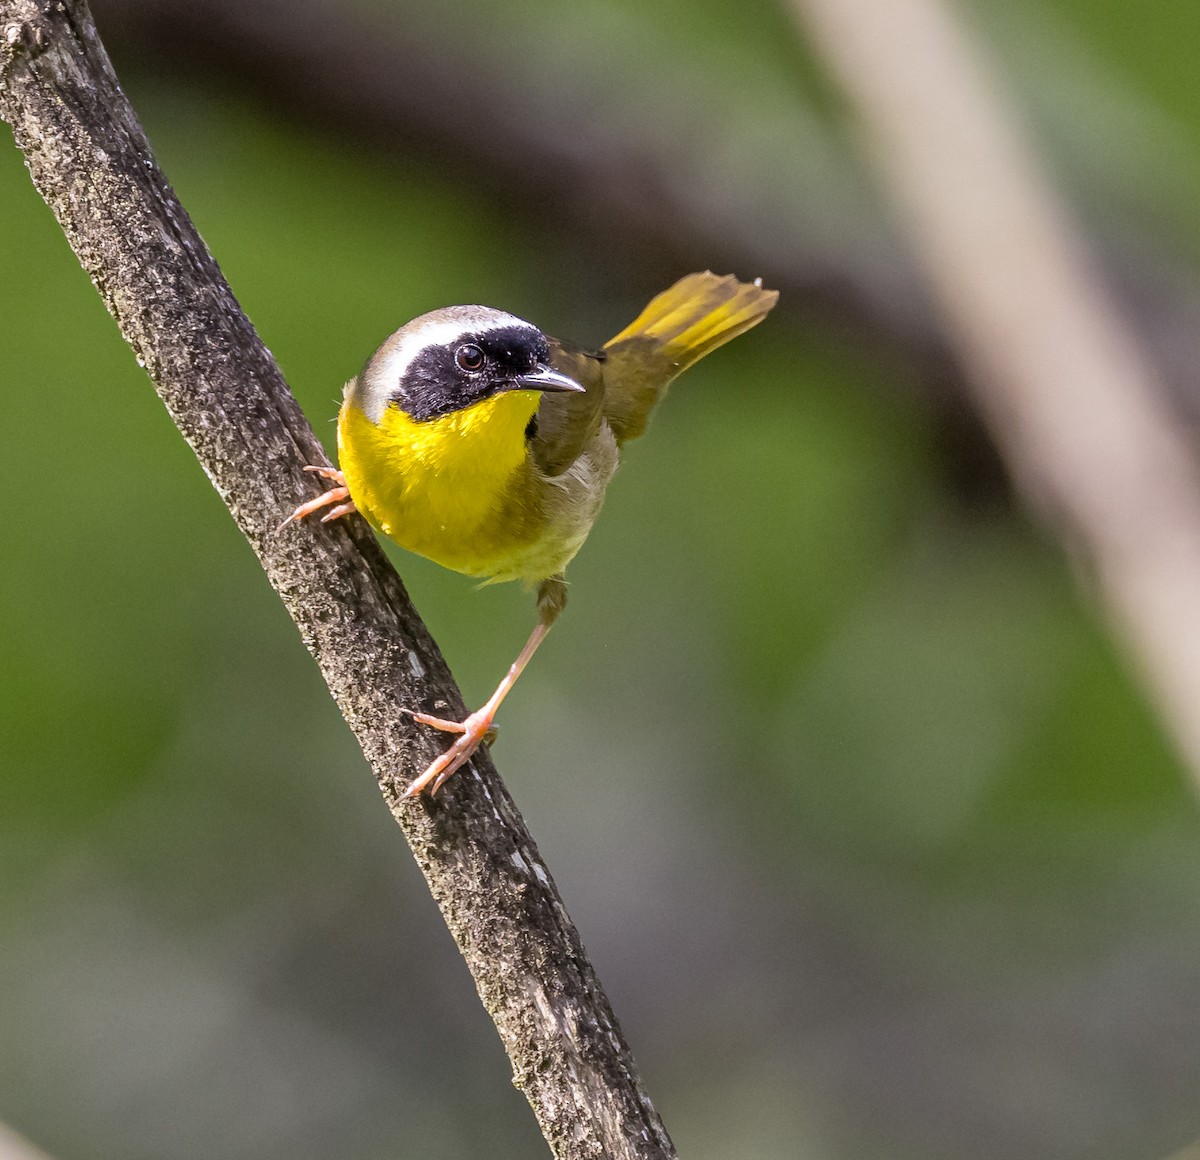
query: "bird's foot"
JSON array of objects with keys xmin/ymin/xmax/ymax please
[
  {"xmin": 403, "ymin": 707, "xmax": 499, "ymax": 797},
  {"xmin": 277, "ymin": 466, "xmax": 357, "ymax": 530}
]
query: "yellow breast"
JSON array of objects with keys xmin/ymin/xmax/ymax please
[{"xmin": 337, "ymin": 391, "xmax": 548, "ymax": 579}]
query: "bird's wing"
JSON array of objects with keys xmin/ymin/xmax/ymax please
[{"xmin": 529, "ymin": 339, "xmax": 608, "ymax": 477}]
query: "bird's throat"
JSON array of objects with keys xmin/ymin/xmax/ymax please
[{"xmin": 337, "ymin": 391, "xmax": 542, "ymax": 576}]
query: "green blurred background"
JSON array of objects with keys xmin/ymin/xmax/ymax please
[{"xmin": 4, "ymin": 1, "xmax": 1200, "ymax": 1157}]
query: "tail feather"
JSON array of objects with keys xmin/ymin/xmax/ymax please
[{"xmin": 601, "ymin": 271, "xmax": 778, "ymax": 443}]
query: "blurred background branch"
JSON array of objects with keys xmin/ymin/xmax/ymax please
[
  {"xmin": 0, "ymin": 1124, "xmax": 55, "ymax": 1160},
  {"xmin": 789, "ymin": 0, "xmax": 1200, "ymax": 788}
]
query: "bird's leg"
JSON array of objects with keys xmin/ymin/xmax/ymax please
[
  {"xmin": 404, "ymin": 577, "xmax": 568, "ymax": 798},
  {"xmin": 277, "ymin": 466, "xmax": 357, "ymax": 530},
  {"xmin": 405, "ymin": 622, "xmax": 551, "ymax": 797}
]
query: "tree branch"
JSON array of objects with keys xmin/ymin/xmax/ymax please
[{"xmin": 0, "ymin": 3, "xmax": 676, "ymax": 1157}]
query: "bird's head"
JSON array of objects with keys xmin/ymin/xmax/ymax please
[{"xmin": 349, "ymin": 305, "xmax": 583, "ymax": 424}]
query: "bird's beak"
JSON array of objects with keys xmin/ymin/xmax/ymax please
[{"xmin": 513, "ymin": 365, "xmax": 586, "ymax": 394}]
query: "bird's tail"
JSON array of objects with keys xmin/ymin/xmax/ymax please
[{"xmin": 600, "ymin": 271, "xmax": 778, "ymax": 443}]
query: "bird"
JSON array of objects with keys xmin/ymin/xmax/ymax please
[{"xmin": 282, "ymin": 271, "xmax": 778, "ymax": 797}]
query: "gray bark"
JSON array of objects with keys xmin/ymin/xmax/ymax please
[{"xmin": 0, "ymin": 3, "xmax": 677, "ymax": 1157}]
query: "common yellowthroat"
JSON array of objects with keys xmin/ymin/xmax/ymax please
[{"xmin": 284, "ymin": 272, "xmax": 778, "ymax": 797}]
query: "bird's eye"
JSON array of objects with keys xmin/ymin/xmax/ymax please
[{"xmin": 455, "ymin": 343, "xmax": 485, "ymax": 373}]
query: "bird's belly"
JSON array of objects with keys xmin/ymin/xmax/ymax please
[
  {"xmin": 351, "ymin": 462, "xmax": 545, "ymax": 580},
  {"xmin": 369, "ymin": 472, "xmax": 599, "ymax": 585}
]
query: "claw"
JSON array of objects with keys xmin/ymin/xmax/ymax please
[
  {"xmin": 304, "ymin": 466, "xmax": 345, "ymax": 480},
  {"xmin": 278, "ymin": 467, "xmax": 357, "ymax": 530},
  {"xmin": 320, "ymin": 500, "xmax": 358, "ymax": 523}
]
